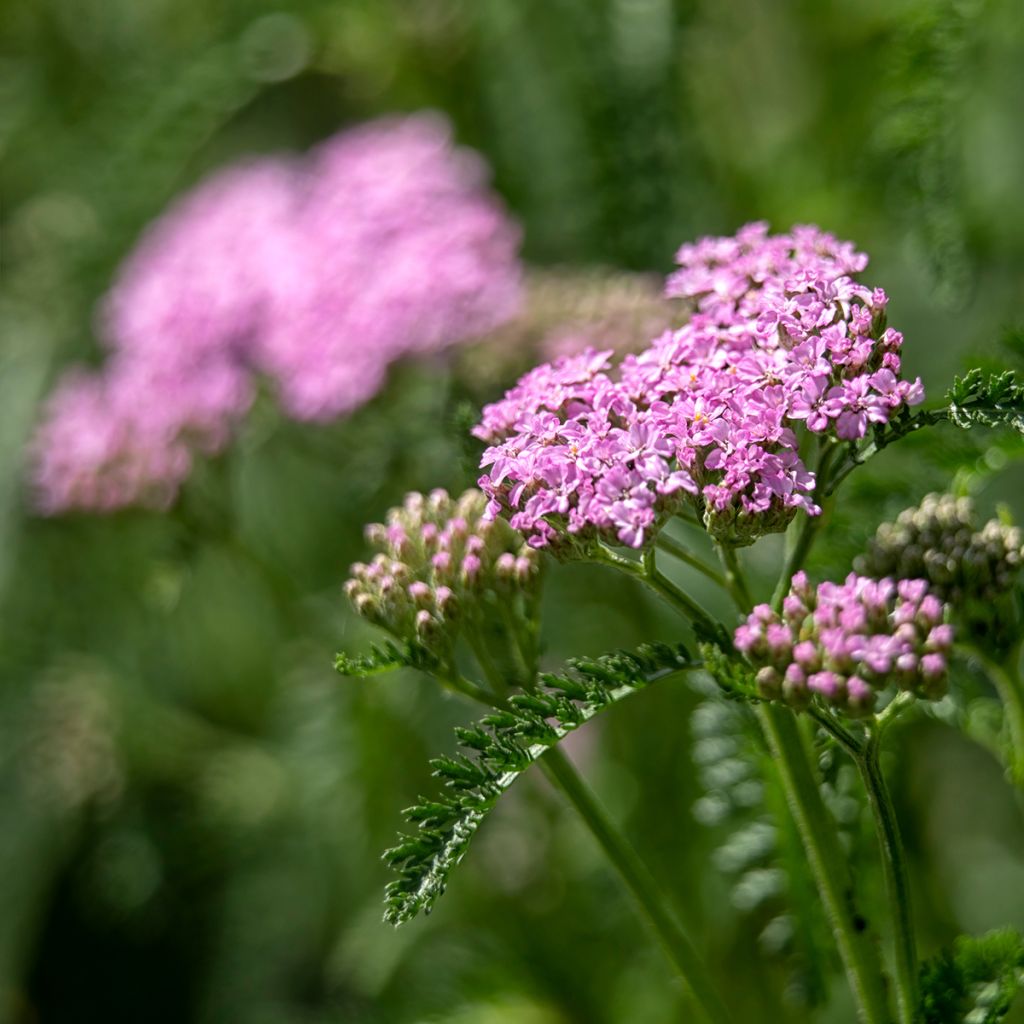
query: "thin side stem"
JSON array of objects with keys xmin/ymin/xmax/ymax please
[
  {"xmin": 970, "ymin": 642, "xmax": 1024, "ymax": 787},
  {"xmin": 717, "ymin": 544, "xmax": 755, "ymax": 612},
  {"xmin": 807, "ymin": 704, "xmax": 866, "ymax": 757},
  {"xmin": 452, "ymin": 652, "xmax": 730, "ymax": 1021},
  {"xmin": 645, "ymin": 564, "xmax": 719, "ymax": 638},
  {"xmin": 588, "ymin": 544, "xmax": 719, "ymax": 638},
  {"xmin": 656, "ymin": 533, "xmax": 729, "ymax": 591},
  {"xmin": 443, "ymin": 672, "xmax": 499, "ymax": 706},
  {"xmin": 540, "ymin": 746, "xmax": 732, "ymax": 1024},
  {"xmin": 856, "ymin": 735, "xmax": 918, "ymax": 1024}
]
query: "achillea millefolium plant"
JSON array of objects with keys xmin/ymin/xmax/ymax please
[{"xmin": 340, "ymin": 224, "xmax": 1024, "ymax": 1024}]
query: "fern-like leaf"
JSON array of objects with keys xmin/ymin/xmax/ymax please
[
  {"xmin": 920, "ymin": 928, "xmax": 1024, "ymax": 1024},
  {"xmin": 946, "ymin": 369, "xmax": 1024, "ymax": 435},
  {"xmin": 382, "ymin": 642, "xmax": 698, "ymax": 925},
  {"xmin": 334, "ymin": 640, "xmax": 437, "ymax": 679}
]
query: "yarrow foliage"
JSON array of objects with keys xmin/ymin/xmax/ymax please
[
  {"xmin": 475, "ymin": 223, "xmax": 924, "ymax": 550},
  {"xmin": 735, "ymin": 572, "xmax": 953, "ymax": 716},
  {"xmin": 31, "ymin": 114, "xmax": 522, "ymax": 514},
  {"xmin": 345, "ymin": 489, "xmax": 541, "ymax": 674},
  {"xmin": 381, "ymin": 642, "xmax": 696, "ymax": 925}
]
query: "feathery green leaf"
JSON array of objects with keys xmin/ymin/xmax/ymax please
[
  {"xmin": 382, "ymin": 642, "xmax": 697, "ymax": 925},
  {"xmin": 946, "ymin": 369, "xmax": 1024, "ymax": 435},
  {"xmin": 334, "ymin": 640, "xmax": 438, "ymax": 679}
]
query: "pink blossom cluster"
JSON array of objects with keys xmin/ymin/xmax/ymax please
[
  {"xmin": 30, "ymin": 114, "xmax": 522, "ymax": 514},
  {"xmin": 735, "ymin": 572, "xmax": 953, "ymax": 716},
  {"xmin": 346, "ymin": 489, "xmax": 541, "ymax": 656},
  {"xmin": 474, "ymin": 223, "xmax": 924, "ymax": 550}
]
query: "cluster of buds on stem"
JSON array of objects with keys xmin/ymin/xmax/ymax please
[
  {"xmin": 346, "ymin": 489, "xmax": 542, "ymax": 681},
  {"xmin": 858, "ymin": 493, "xmax": 1023, "ymax": 605},
  {"xmin": 735, "ymin": 572, "xmax": 953, "ymax": 717}
]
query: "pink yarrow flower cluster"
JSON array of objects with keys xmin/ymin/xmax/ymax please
[
  {"xmin": 735, "ymin": 572, "xmax": 952, "ymax": 716},
  {"xmin": 474, "ymin": 223, "xmax": 924, "ymax": 550},
  {"xmin": 31, "ymin": 114, "xmax": 522, "ymax": 514}
]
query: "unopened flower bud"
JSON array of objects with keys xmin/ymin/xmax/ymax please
[
  {"xmin": 756, "ymin": 666, "xmax": 782, "ymax": 699},
  {"xmin": 495, "ymin": 552, "xmax": 516, "ymax": 576},
  {"xmin": 364, "ymin": 523, "xmax": 387, "ymax": 545},
  {"xmin": 782, "ymin": 664, "xmax": 810, "ymax": 708},
  {"xmin": 515, "ymin": 555, "xmax": 535, "ymax": 582},
  {"xmin": 736, "ymin": 572, "xmax": 953, "ymax": 716}
]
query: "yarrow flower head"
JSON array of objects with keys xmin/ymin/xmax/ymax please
[
  {"xmin": 30, "ymin": 114, "xmax": 522, "ymax": 514},
  {"xmin": 345, "ymin": 489, "xmax": 541, "ymax": 667},
  {"xmin": 475, "ymin": 223, "xmax": 924, "ymax": 550},
  {"xmin": 735, "ymin": 572, "xmax": 953, "ymax": 717}
]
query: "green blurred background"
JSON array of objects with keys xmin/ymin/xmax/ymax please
[{"xmin": 2, "ymin": 0, "xmax": 1024, "ymax": 1021}]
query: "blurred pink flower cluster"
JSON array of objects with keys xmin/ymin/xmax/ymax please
[{"xmin": 30, "ymin": 114, "xmax": 522, "ymax": 514}]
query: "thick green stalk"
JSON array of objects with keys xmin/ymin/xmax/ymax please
[
  {"xmin": 755, "ymin": 704, "xmax": 893, "ymax": 1024},
  {"xmin": 714, "ymin": 535, "xmax": 894, "ymax": 1024},
  {"xmin": 540, "ymin": 747, "xmax": 732, "ymax": 1024}
]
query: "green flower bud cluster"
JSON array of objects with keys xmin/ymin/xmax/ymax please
[
  {"xmin": 346, "ymin": 489, "xmax": 542, "ymax": 675},
  {"xmin": 858, "ymin": 493, "xmax": 1023, "ymax": 606}
]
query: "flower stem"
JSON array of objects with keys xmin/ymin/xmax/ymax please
[
  {"xmin": 717, "ymin": 522, "xmax": 893, "ymax": 1024},
  {"xmin": 810, "ymin": 696, "xmax": 918, "ymax": 1023},
  {"xmin": 970, "ymin": 642, "xmax": 1024, "ymax": 787},
  {"xmin": 540, "ymin": 746, "xmax": 732, "ymax": 1024},
  {"xmin": 588, "ymin": 544, "xmax": 719, "ymax": 638},
  {"xmin": 755, "ymin": 703, "xmax": 893, "ymax": 1024},
  {"xmin": 456, "ymin": 649, "xmax": 730, "ymax": 1021},
  {"xmin": 857, "ymin": 732, "xmax": 918, "ymax": 1024},
  {"xmin": 716, "ymin": 544, "xmax": 755, "ymax": 612},
  {"xmin": 656, "ymin": 532, "xmax": 730, "ymax": 591},
  {"xmin": 596, "ymin": 528, "xmax": 894, "ymax": 1023}
]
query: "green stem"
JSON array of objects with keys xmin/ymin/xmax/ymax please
[
  {"xmin": 593, "ymin": 515, "xmax": 895, "ymax": 1022},
  {"xmin": 970, "ymin": 642, "xmax": 1024, "ymax": 787},
  {"xmin": 442, "ymin": 671, "xmax": 499, "ymax": 706},
  {"xmin": 540, "ymin": 746, "xmax": 732, "ymax": 1024},
  {"xmin": 656, "ymin": 533, "xmax": 730, "ymax": 591},
  {"xmin": 716, "ymin": 544, "xmax": 755, "ymax": 612},
  {"xmin": 588, "ymin": 544, "xmax": 719, "ymax": 638},
  {"xmin": 452, "ymin": 653, "xmax": 730, "ymax": 1020},
  {"xmin": 756, "ymin": 704, "xmax": 893, "ymax": 1024},
  {"xmin": 857, "ymin": 733, "xmax": 918, "ymax": 1024},
  {"xmin": 702, "ymin": 513, "xmax": 892, "ymax": 1023},
  {"xmin": 645, "ymin": 565, "xmax": 718, "ymax": 637},
  {"xmin": 810, "ymin": 695, "xmax": 918, "ymax": 1023}
]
